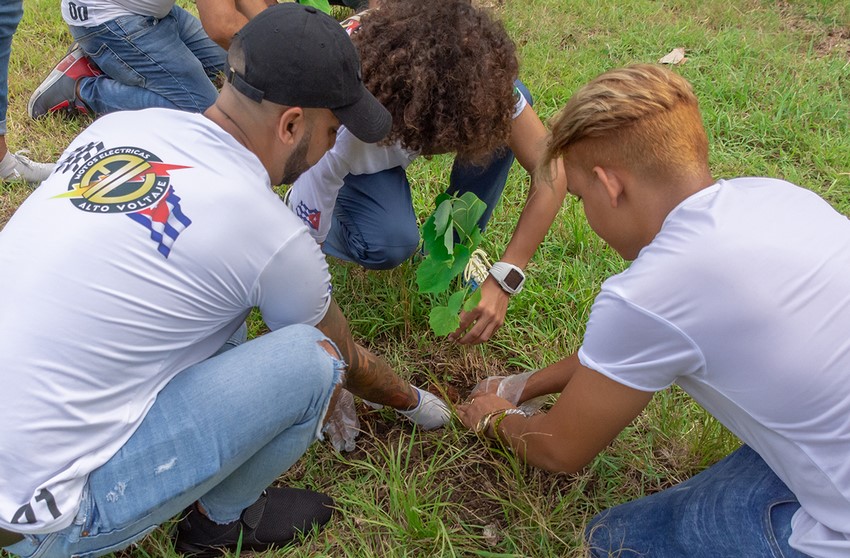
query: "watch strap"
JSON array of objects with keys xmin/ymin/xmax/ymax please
[{"xmin": 488, "ymin": 261, "xmax": 526, "ymax": 294}]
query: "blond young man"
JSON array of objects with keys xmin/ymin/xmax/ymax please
[{"xmin": 458, "ymin": 64, "xmax": 850, "ymax": 557}]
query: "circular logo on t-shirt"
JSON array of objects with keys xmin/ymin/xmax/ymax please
[{"xmin": 56, "ymin": 146, "xmax": 188, "ymax": 214}]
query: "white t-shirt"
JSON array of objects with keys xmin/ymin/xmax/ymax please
[
  {"xmin": 578, "ymin": 178, "xmax": 850, "ymax": 557},
  {"xmin": 288, "ymin": 90, "xmax": 529, "ymax": 243},
  {"xmin": 61, "ymin": 0, "xmax": 174, "ymax": 27},
  {"xmin": 0, "ymin": 108, "xmax": 331, "ymax": 534}
]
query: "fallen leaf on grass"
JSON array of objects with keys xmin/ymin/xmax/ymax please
[
  {"xmin": 483, "ymin": 523, "xmax": 500, "ymax": 546},
  {"xmin": 659, "ymin": 47, "xmax": 687, "ymax": 65}
]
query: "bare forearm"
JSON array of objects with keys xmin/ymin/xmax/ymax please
[
  {"xmin": 519, "ymin": 353, "xmax": 581, "ymax": 401},
  {"xmin": 499, "ymin": 365, "xmax": 653, "ymax": 473},
  {"xmin": 346, "ymin": 344, "xmax": 418, "ymax": 409},
  {"xmin": 496, "ymin": 413, "xmax": 590, "ymax": 473},
  {"xmin": 197, "ymin": 0, "xmax": 273, "ymax": 49},
  {"xmin": 502, "ymin": 110, "xmax": 568, "ymax": 268},
  {"xmin": 460, "ymin": 364, "xmax": 653, "ymax": 474},
  {"xmin": 462, "ymin": 395, "xmax": 589, "ymax": 473},
  {"xmin": 316, "ymin": 300, "xmax": 417, "ymax": 409},
  {"xmin": 196, "ymin": 0, "xmax": 248, "ymax": 49},
  {"xmin": 236, "ymin": 0, "xmax": 276, "ymax": 19}
]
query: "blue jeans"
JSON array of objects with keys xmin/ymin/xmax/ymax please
[
  {"xmin": 323, "ymin": 80, "xmax": 533, "ymax": 270},
  {"xmin": 0, "ymin": 0, "xmax": 23, "ymax": 134},
  {"xmin": 69, "ymin": 5, "xmax": 226, "ymax": 115},
  {"xmin": 4, "ymin": 324, "xmax": 344, "ymax": 558},
  {"xmin": 586, "ymin": 445, "xmax": 810, "ymax": 558}
]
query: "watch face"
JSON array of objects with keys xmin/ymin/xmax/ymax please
[{"xmin": 504, "ymin": 268, "xmax": 524, "ymax": 290}]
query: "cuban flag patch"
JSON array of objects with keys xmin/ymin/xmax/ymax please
[{"xmin": 295, "ymin": 200, "xmax": 321, "ymax": 231}]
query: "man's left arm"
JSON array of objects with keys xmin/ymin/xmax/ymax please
[
  {"xmin": 258, "ymin": 231, "xmax": 449, "ymax": 429},
  {"xmin": 452, "ymin": 104, "xmax": 568, "ymax": 344},
  {"xmin": 197, "ymin": 0, "xmax": 276, "ymax": 49},
  {"xmin": 457, "ymin": 356, "xmax": 654, "ymax": 473}
]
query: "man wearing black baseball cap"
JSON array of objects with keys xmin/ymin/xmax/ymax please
[
  {"xmin": 1, "ymin": 4, "xmax": 449, "ymax": 558},
  {"xmin": 221, "ymin": 2, "xmax": 390, "ymax": 144}
]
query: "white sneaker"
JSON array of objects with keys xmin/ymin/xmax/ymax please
[{"xmin": 0, "ymin": 150, "xmax": 55, "ymax": 185}]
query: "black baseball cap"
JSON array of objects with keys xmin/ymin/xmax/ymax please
[{"xmin": 225, "ymin": 3, "xmax": 391, "ymax": 143}]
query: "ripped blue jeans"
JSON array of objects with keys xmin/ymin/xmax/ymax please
[{"xmin": 5, "ymin": 323, "xmax": 344, "ymax": 558}]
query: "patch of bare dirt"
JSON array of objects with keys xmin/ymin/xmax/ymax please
[
  {"xmin": 815, "ymin": 28, "xmax": 850, "ymax": 58},
  {"xmin": 776, "ymin": 0, "xmax": 850, "ymax": 59}
]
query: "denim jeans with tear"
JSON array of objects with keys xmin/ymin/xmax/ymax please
[
  {"xmin": 586, "ymin": 444, "xmax": 811, "ymax": 558},
  {"xmin": 4, "ymin": 323, "xmax": 344, "ymax": 558},
  {"xmin": 69, "ymin": 5, "xmax": 226, "ymax": 115}
]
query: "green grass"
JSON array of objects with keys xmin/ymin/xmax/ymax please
[{"xmin": 2, "ymin": 0, "xmax": 849, "ymax": 556}]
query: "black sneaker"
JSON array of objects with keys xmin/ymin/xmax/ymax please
[{"xmin": 174, "ymin": 487, "xmax": 334, "ymax": 557}]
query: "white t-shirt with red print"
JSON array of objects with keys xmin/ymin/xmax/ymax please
[{"xmin": 0, "ymin": 108, "xmax": 331, "ymax": 533}]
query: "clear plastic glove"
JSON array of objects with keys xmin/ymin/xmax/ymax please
[
  {"xmin": 396, "ymin": 385, "xmax": 451, "ymax": 430},
  {"xmin": 322, "ymin": 388, "xmax": 360, "ymax": 452},
  {"xmin": 469, "ymin": 371, "xmax": 548, "ymax": 415}
]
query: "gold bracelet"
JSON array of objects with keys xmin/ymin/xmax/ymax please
[
  {"xmin": 475, "ymin": 409, "xmax": 510, "ymax": 435},
  {"xmin": 492, "ymin": 408, "xmax": 527, "ymax": 441}
]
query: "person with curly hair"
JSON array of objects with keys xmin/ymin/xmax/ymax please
[{"xmin": 288, "ymin": 0, "xmax": 567, "ymax": 345}]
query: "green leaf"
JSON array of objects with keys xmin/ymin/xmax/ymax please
[
  {"xmin": 463, "ymin": 288, "xmax": 482, "ymax": 311},
  {"xmin": 434, "ymin": 192, "xmax": 452, "ymax": 208},
  {"xmin": 421, "ymin": 214, "xmax": 450, "ymax": 262},
  {"xmin": 447, "ymin": 290, "xmax": 466, "ymax": 313},
  {"xmin": 416, "ymin": 256, "xmax": 455, "ymax": 293},
  {"xmin": 448, "ymin": 244, "xmax": 471, "ymax": 279},
  {"xmin": 467, "ymin": 227, "xmax": 484, "ymax": 251},
  {"xmin": 443, "ymin": 225, "xmax": 454, "ymax": 254},
  {"xmin": 433, "ymin": 199, "xmax": 452, "ymax": 236},
  {"xmin": 451, "ymin": 192, "xmax": 487, "ymax": 241},
  {"xmin": 429, "ymin": 305, "xmax": 460, "ymax": 336}
]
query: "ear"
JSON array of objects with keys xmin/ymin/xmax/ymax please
[
  {"xmin": 276, "ymin": 107, "xmax": 306, "ymax": 147},
  {"xmin": 592, "ymin": 166, "xmax": 625, "ymax": 208}
]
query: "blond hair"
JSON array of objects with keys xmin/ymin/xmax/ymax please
[{"xmin": 543, "ymin": 64, "xmax": 709, "ymax": 181}]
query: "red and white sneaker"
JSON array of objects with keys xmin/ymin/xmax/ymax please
[{"xmin": 28, "ymin": 44, "xmax": 102, "ymax": 118}]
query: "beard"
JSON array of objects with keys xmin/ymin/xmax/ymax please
[{"xmin": 279, "ymin": 130, "xmax": 312, "ymax": 185}]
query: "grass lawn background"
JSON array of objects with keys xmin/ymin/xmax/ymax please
[{"xmin": 2, "ymin": 0, "xmax": 848, "ymax": 556}]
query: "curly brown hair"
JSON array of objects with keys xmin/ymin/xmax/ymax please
[{"xmin": 352, "ymin": 0, "xmax": 519, "ymax": 164}]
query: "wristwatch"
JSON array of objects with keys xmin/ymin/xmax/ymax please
[{"xmin": 488, "ymin": 262, "xmax": 526, "ymax": 294}]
